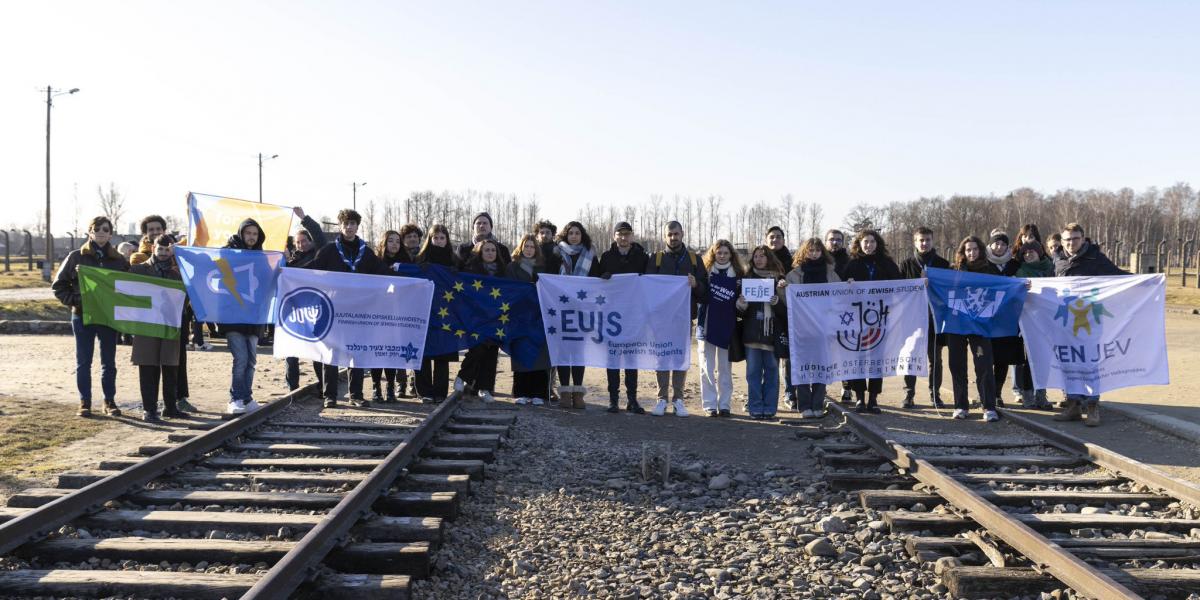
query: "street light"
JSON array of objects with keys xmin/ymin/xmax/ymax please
[
  {"xmin": 43, "ymin": 86, "xmax": 79, "ymax": 281},
  {"xmin": 258, "ymin": 153, "xmax": 279, "ymax": 203},
  {"xmin": 352, "ymin": 181, "xmax": 367, "ymax": 211}
]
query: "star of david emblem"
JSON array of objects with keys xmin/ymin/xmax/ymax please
[{"xmin": 400, "ymin": 342, "xmax": 419, "ymax": 361}]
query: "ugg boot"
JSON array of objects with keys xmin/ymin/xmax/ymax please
[
  {"xmin": 1054, "ymin": 399, "xmax": 1082, "ymax": 421},
  {"xmin": 558, "ymin": 386, "xmax": 574, "ymax": 408},
  {"xmin": 573, "ymin": 386, "xmax": 587, "ymax": 409}
]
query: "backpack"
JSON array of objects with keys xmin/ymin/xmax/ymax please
[{"xmin": 654, "ymin": 249, "xmax": 698, "ymax": 272}]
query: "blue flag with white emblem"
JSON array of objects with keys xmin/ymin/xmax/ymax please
[
  {"xmin": 392, "ymin": 264, "xmax": 544, "ymax": 367},
  {"xmin": 926, "ymin": 267, "xmax": 1027, "ymax": 337},
  {"xmin": 174, "ymin": 246, "xmax": 285, "ymax": 324}
]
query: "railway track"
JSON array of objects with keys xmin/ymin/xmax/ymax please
[
  {"xmin": 815, "ymin": 402, "xmax": 1200, "ymax": 599},
  {"xmin": 0, "ymin": 379, "xmax": 514, "ymax": 599}
]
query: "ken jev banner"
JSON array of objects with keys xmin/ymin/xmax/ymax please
[{"xmin": 787, "ymin": 279, "xmax": 929, "ymax": 385}]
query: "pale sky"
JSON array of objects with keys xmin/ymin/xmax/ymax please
[{"xmin": 4, "ymin": 1, "xmax": 1198, "ymax": 236}]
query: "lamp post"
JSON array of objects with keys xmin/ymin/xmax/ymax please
[
  {"xmin": 352, "ymin": 182, "xmax": 367, "ymax": 211},
  {"xmin": 44, "ymin": 86, "xmax": 79, "ymax": 281},
  {"xmin": 258, "ymin": 153, "xmax": 279, "ymax": 203}
]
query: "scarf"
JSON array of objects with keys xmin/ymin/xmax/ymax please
[
  {"xmin": 336, "ymin": 236, "xmax": 367, "ymax": 272},
  {"xmin": 81, "ymin": 240, "xmax": 122, "ymax": 263},
  {"xmin": 420, "ymin": 244, "xmax": 456, "ymax": 267},
  {"xmin": 557, "ymin": 241, "xmax": 595, "ymax": 277},
  {"xmin": 987, "ymin": 247, "xmax": 1013, "ymax": 268},
  {"xmin": 519, "ymin": 256, "xmax": 536, "ymax": 276},
  {"xmin": 800, "ymin": 259, "xmax": 828, "ymax": 284},
  {"xmin": 152, "ymin": 257, "xmax": 176, "ymax": 278},
  {"xmin": 914, "ymin": 249, "xmax": 939, "ymax": 268},
  {"xmin": 474, "ymin": 232, "xmax": 500, "ymax": 245},
  {"xmin": 1015, "ymin": 256, "xmax": 1054, "ymax": 278},
  {"xmin": 710, "ymin": 260, "xmax": 735, "ymax": 277},
  {"xmin": 482, "ymin": 261, "xmax": 500, "ymax": 276},
  {"xmin": 751, "ymin": 268, "xmax": 778, "ymax": 337},
  {"xmin": 960, "ymin": 256, "xmax": 990, "ymax": 272}
]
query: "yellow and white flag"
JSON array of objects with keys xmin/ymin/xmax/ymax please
[{"xmin": 186, "ymin": 192, "xmax": 294, "ymax": 252}]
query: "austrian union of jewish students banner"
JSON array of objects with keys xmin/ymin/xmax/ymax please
[
  {"xmin": 537, "ymin": 274, "xmax": 691, "ymax": 370},
  {"xmin": 272, "ymin": 268, "xmax": 435, "ymax": 369},
  {"xmin": 787, "ymin": 279, "xmax": 929, "ymax": 385},
  {"xmin": 1020, "ymin": 274, "xmax": 1168, "ymax": 396}
]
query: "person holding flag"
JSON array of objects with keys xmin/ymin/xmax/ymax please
[
  {"xmin": 841, "ymin": 230, "xmax": 902, "ymax": 414},
  {"xmin": 128, "ymin": 234, "xmax": 187, "ymax": 422},
  {"xmin": 216, "ymin": 218, "xmax": 270, "ymax": 415},
  {"xmin": 598, "ymin": 221, "xmax": 650, "ymax": 414},
  {"xmin": 645, "ymin": 221, "xmax": 708, "ymax": 417},
  {"xmin": 370, "ymin": 230, "xmax": 411, "ymax": 403},
  {"xmin": 784, "ymin": 237, "xmax": 842, "ymax": 418},
  {"xmin": 53, "ymin": 216, "xmax": 130, "ymax": 417},
  {"xmin": 284, "ymin": 206, "xmax": 327, "ymax": 392},
  {"xmin": 307, "ymin": 209, "xmax": 383, "ymax": 408},
  {"xmin": 551, "ymin": 221, "xmax": 604, "ymax": 409},
  {"xmin": 1013, "ymin": 240, "xmax": 1055, "ymax": 410},
  {"xmin": 414, "ymin": 224, "xmax": 460, "ymax": 402},
  {"xmin": 697, "ymin": 240, "xmax": 743, "ymax": 418},
  {"xmin": 945, "ymin": 236, "xmax": 1001, "ymax": 422},
  {"xmin": 899, "ymin": 226, "xmax": 949, "ymax": 409},
  {"xmin": 455, "ymin": 239, "xmax": 506, "ymax": 401},
  {"xmin": 505, "ymin": 234, "xmax": 551, "ymax": 407}
]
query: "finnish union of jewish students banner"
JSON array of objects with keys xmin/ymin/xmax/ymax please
[
  {"xmin": 787, "ymin": 279, "xmax": 929, "ymax": 385},
  {"xmin": 537, "ymin": 274, "xmax": 691, "ymax": 370},
  {"xmin": 1020, "ymin": 274, "xmax": 1168, "ymax": 395},
  {"xmin": 272, "ymin": 267, "xmax": 435, "ymax": 369}
]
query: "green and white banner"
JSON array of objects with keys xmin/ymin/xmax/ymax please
[{"xmin": 79, "ymin": 266, "xmax": 187, "ymax": 339}]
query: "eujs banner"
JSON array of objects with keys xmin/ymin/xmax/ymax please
[
  {"xmin": 537, "ymin": 274, "xmax": 691, "ymax": 370},
  {"xmin": 1020, "ymin": 274, "xmax": 1168, "ymax": 395},
  {"xmin": 787, "ymin": 279, "xmax": 929, "ymax": 385},
  {"xmin": 272, "ymin": 268, "xmax": 435, "ymax": 369}
]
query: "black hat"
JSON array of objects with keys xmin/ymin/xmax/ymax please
[
  {"xmin": 614, "ymin": 221, "xmax": 633, "ymax": 233},
  {"xmin": 989, "ymin": 229, "xmax": 1010, "ymax": 246},
  {"xmin": 472, "ymin": 212, "xmax": 493, "ymax": 228}
]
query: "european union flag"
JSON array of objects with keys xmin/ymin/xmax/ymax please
[
  {"xmin": 175, "ymin": 246, "xmax": 285, "ymax": 324},
  {"xmin": 393, "ymin": 264, "xmax": 545, "ymax": 366},
  {"xmin": 926, "ymin": 267, "xmax": 1027, "ymax": 337}
]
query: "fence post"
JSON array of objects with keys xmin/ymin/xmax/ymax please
[
  {"xmin": 22, "ymin": 230, "xmax": 33, "ymax": 271},
  {"xmin": 2, "ymin": 230, "xmax": 9, "ymax": 272},
  {"xmin": 1183, "ymin": 239, "xmax": 1196, "ymax": 288}
]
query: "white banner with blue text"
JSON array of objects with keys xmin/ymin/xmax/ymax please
[
  {"xmin": 787, "ymin": 279, "xmax": 929, "ymax": 385},
  {"xmin": 537, "ymin": 274, "xmax": 691, "ymax": 370},
  {"xmin": 272, "ymin": 267, "xmax": 434, "ymax": 369},
  {"xmin": 1020, "ymin": 274, "xmax": 1168, "ymax": 396}
]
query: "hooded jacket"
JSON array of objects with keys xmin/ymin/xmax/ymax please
[
  {"xmin": 52, "ymin": 240, "xmax": 130, "ymax": 314},
  {"xmin": 216, "ymin": 219, "xmax": 268, "ymax": 337},
  {"xmin": 1054, "ymin": 240, "xmax": 1125, "ymax": 277},
  {"xmin": 599, "ymin": 241, "xmax": 649, "ymax": 276}
]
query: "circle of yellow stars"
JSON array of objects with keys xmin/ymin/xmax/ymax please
[{"xmin": 438, "ymin": 276, "xmax": 511, "ymax": 342}]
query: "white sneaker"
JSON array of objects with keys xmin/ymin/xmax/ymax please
[
  {"xmin": 801, "ymin": 409, "xmax": 815, "ymax": 419},
  {"xmin": 244, "ymin": 399, "xmax": 262, "ymax": 412},
  {"xmin": 651, "ymin": 399, "xmax": 668, "ymax": 416},
  {"xmin": 454, "ymin": 377, "xmax": 466, "ymax": 392},
  {"xmin": 226, "ymin": 399, "xmax": 247, "ymax": 415},
  {"xmin": 672, "ymin": 399, "xmax": 689, "ymax": 417},
  {"xmin": 984, "ymin": 410, "xmax": 1000, "ymax": 422},
  {"xmin": 531, "ymin": 397, "xmax": 545, "ymax": 406},
  {"xmin": 186, "ymin": 343, "xmax": 197, "ymax": 351},
  {"xmin": 952, "ymin": 409, "xmax": 968, "ymax": 420},
  {"xmin": 514, "ymin": 397, "xmax": 528, "ymax": 405},
  {"xmin": 200, "ymin": 343, "xmax": 214, "ymax": 351},
  {"xmin": 478, "ymin": 390, "xmax": 494, "ymax": 402}
]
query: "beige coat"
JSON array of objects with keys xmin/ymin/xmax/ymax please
[{"xmin": 129, "ymin": 261, "xmax": 183, "ymax": 367}]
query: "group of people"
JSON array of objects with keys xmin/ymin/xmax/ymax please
[{"xmin": 53, "ymin": 206, "xmax": 1123, "ymax": 427}]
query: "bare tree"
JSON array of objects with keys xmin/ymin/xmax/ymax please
[{"xmin": 97, "ymin": 183, "xmax": 127, "ymax": 234}]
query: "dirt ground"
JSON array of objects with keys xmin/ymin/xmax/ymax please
[{"xmin": 1, "ymin": 310, "xmax": 1198, "ymax": 502}]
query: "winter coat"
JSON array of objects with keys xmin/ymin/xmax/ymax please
[
  {"xmin": 771, "ymin": 246, "xmax": 792, "ymax": 271},
  {"xmin": 1015, "ymin": 257, "xmax": 1054, "ymax": 278},
  {"xmin": 1054, "ymin": 241, "xmax": 1126, "ymax": 277},
  {"xmin": 985, "ymin": 257, "xmax": 1021, "ymax": 277},
  {"xmin": 287, "ymin": 215, "xmax": 328, "ymax": 268},
  {"xmin": 784, "ymin": 262, "xmax": 842, "ymax": 286},
  {"xmin": 899, "ymin": 250, "xmax": 950, "ymax": 279},
  {"xmin": 52, "ymin": 240, "xmax": 130, "ymax": 315},
  {"xmin": 554, "ymin": 243, "xmax": 604, "ymax": 278},
  {"xmin": 415, "ymin": 244, "xmax": 460, "ymax": 362},
  {"xmin": 456, "ymin": 236, "xmax": 511, "ymax": 267},
  {"xmin": 599, "ymin": 242, "xmax": 649, "ymax": 276},
  {"xmin": 830, "ymin": 248, "xmax": 850, "ymax": 279},
  {"xmin": 540, "ymin": 241, "xmax": 562, "ymax": 274},
  {"xmin": 504, "ymin": 260, "xmax": 551, "ymax": 372},
  {"xmin": 739, "ymin": 272, "xmax": 787, "ymax": 350},
  {"xmin": 307, "ymin": 235, "xmax": 383, "ymax": 274},
  {"xmin": 130, "ymin": 235, "xmax": 155, "ymax": 266},
  {"xmin": 129, "ymin": 260, "xmax": 183, "ymax": 366},
  {"xmin": 216, "ymin": 218, "xmax": 269, "ymax": 337},
  {"xmin": 842, "ymin": 253, "xmax": 902, "ymax": 283},
  {"xmin": 697, "ymin": 264, "xmax": 741, "ymax": 335},
  {"xmin": 645, "ymin": 245, "xmax": 709, "ymax": 321}
]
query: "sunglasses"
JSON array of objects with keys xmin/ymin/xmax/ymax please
[{"xmin": 93, "ymin": 227, "xmax": 112, "ymax": 233}]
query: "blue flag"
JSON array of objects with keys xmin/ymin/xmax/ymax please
[
  {"xmin": 175, "ymin": 246, "xmax": 285, "ymax": 324},
  {"xmin": 392, "ymin": 263, "xmax": 544, "ymax": 366},
  {"xmin": 926, "ymin": 267, "xmax": 1027, "ymax": 337}
]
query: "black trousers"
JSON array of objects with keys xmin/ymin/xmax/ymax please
[
  {"xmin": 606, "ymin": 368, "xmax": 638, "ymax": 401},
  {"xmin": 139, "ymin": 365, "xmax": 178, "ymax": 414},
  {"xmin": 371, "ymin": 368, "xmax": 407, "ymax": 389},
  {"xmin": 904, "ymin": 332, "xmax": 946, "ymax": 395},
  {"xmin": 460, "ymin": 345, "xmax": 498, "ymax": 393},
  {"xmin": 947, "ymin": 334, "xmax": 996, "ymax": 411},
  {"xmin": 557, "ymin": 365, "xmax": 585, "ymax": 386},
  {"xmin": 286, "ymin": 357, "xmax": 322, "ymax": 391},
  {"xmin": 176, "ymin": 334, "xmax": 189, "ymax": 400},
  {"xmin": 848, "ymin": 378, "xmax": 882, "ymax": 397},
  {"xmin": 512, "ymin": 369, "xmax": 549, "ymax": 399},
  {"xmin": 323, "ymin": 365, "xmax": 364, "ymax": 400},
  {"xmin": 417, "ymin": 357, "xmax": 450, "ymax": 399}
]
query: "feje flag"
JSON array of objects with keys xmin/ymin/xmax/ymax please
[
  {"xmin": 925, "ymin": 267, "xmax": 1027, "ymax": 337},
  {"xmin": 787, "ymin": 279, "xmax": 929, "ymax": 385},
  {"xmin": 174, "ymin": 246, "xmax": 285, "ymax": 324},
  {"xmin": 78, "ymin": 266, "xmax": 187, "ymax": 339},
  {"xmin": 1020, "ymin": 274, "xmax": 1168, "ymax": 395},
  {"xmin": 187, "ymin": 192, "xmax": 294, "ymax": 252}
]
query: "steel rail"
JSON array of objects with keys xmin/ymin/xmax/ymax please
[
  {"xmin": 241, "ymin": 390, "xmax": 465, "ymax": 599},
  {"xmin": 0, "ymin": 381, "xmax": 318, "ymax": 556},
  {"xmin": 827, "ymin": 402, "xmax": 1142, "ymax": 600}
]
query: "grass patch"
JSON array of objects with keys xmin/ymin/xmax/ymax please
[
  {"xmin": 0, "ymin": 270, "xmax": 51, "ymax": 290},
  {"xmin": 0, "ymin": 299, "xmax": 69, "ymax": 320},
  {"xmin": 1162, "ymin": 274, "xmax": 1200, "ymax": 309},
  {"xmin": 0, "ymin": 396, "xmax": 111, "ymax": 477}
]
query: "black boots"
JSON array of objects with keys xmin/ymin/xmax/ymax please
[
  {"xmin": 386, "ymin": 381, "xmax": 397, "ymax": 403},
  {"xmin": 902, "ymin": 389, "xmax": 916, "ymax": 409},
  {"xmin": 607, "ymin": 397, "xmax": 620, "ymax": 413}
]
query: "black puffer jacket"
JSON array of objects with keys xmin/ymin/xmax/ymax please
[
  {"xmin": 842, "ymin": 253, "xmax": 901, "ymax": 282},
  {"xmin": 52, "ymin": 241, "xmax": 130, "ymax": 315},
  {"xmin": 287, "ymin": 216, "xmax": 327, "ymax": 268},
  {"xmin": 1054, "ymin": 240, "xmax": 1126, "ymax": 277},
  {"xmin": 599, "ymin": 242, "xmax": 649, "ymax": 276}
]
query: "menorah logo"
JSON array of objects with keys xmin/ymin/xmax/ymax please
[{"xmin": 278, "ymin": 287, "xmax": 334, "ymax": 342}]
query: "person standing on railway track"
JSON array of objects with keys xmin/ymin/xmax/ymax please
[
  {"xmin": 283, "ymin": 206, "xmax": 327, "ymax": 394},
  {"xmin": 984, "ymin": 229, "xmax": 1022, "ymax": 409},
  {"xmin": 947, "ymin": 236, "xmax": 1000, "ymax": 422},
  {"xmin": 129, "ymin": 234, "xmax": 187, "ymax": 422},
  {"xmin": 841, "ymin": 230, "xmax": 902, "ymax": 414},
  {"xmin": 370, "ymin": 230, "xmax": 410, "ymax": 403},
  {"xmin": 824, "ymin": 228, "xmax": 852, "ymax": 404},
  {"xmin": 599, "ymin": 221, "xmax": 649, "ymax": 414},
  {"xmin": 899, "ymin": 226, "xmax": 949, "ymax": 409},
  {"xmin": 785, "ymin": 237, "xmax": 842, "ymax": 418},
  {"xmin": 415, "ymin": 224, "xmax": 460, "ymax": 403},
  {"xmin": 217, "ymin": 218, "xmax": 269, "ymax": 415},
  {"xmin": 54, "ymin": 215, "xmax": 130, "ymax": 418},
  {"xmin": 645, "ymin": 221, "xmax": 708, "ymax": 417},
  {"xmin": 1009, "ymin": 224, "xmax": 1045, "ymax": 407},
  {"xmin": 307, "ymin": 208, "xmax": 383, "ymax": 408},
  {"xmin": 1053, "ymin": 222, "xmax": 1127, "ymax": 426},
  {"xmin": 1013, "ymin": 239, "xmax": 1055, "ymax": 410}
]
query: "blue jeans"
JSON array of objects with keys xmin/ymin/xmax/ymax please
[
  {"xmin": 226, "ymin": 332, "xmax": 258, "ymax": 401},
  {"xmin": 71, "ymin": 314, "xmax": 118, "ymax": 407},
  {"xmin": 745, "ymin": 347, "xmax": 779, "ymax": 416},
  {"xmin": 794, "ymin": 383, "xmax": 827, "ymax": 413},
  {"xmin": 1067, "ymin": 394, "xmax": 1100, "ymax": 407}
]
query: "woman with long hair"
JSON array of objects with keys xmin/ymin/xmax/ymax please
[
  {"xmin": 371, "ymin": 230, "xmax": 408, "ymax": 403},
  {"xmin": 784, "ymin": 237, "xmax": 842, "ymax": 418},
  {"xmin": 552, "ymin": 221, "xmax": 603, "ymax": 409},
  {"xmin": 739, "ymin": 245, "xmax": 786, "ymax": 419},
  {"xmin": 841, "ymin": 230, "xmax": 901, "ymax": 414},
  {"xmin": 698, "ymin": 239, "xmax": 744, "ymax": 417},
  {"xmin": 457, "ymin": 239, "xmax": 505, "ymax": 401},
  {"xmin": 506, "ymin": 234, "xmax": 551, "ymax": 406},
  {"xmin": 1013, "ymin": 240, "xmax": 1054, "ymax": 410},
  {"xmin": 416, "ymin": 224, "xmax": 459, "ymax": 402},
  {"xmin": 947, "ymin": 236, "xmax": 1000, "ymax": 422}
]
